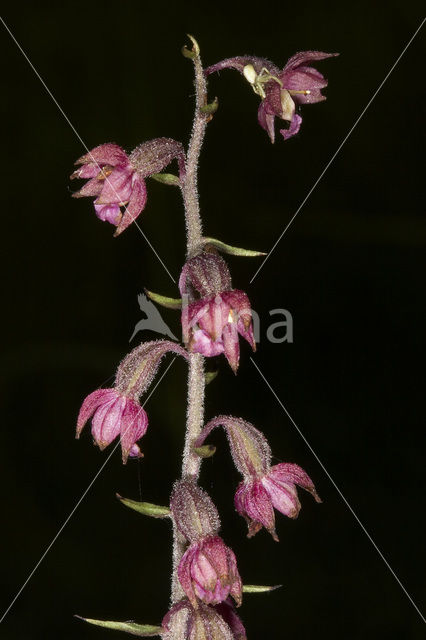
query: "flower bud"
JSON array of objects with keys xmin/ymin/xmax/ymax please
[
  {"xmin": 170, "ymin": 480, "xmax": 220, "ymax": 543},
  {"xmin": 115, "ymin": 340, "xmax": 188, "ymax": 400}
]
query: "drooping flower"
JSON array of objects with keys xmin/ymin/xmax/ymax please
[
  {"xmin": 77, "ymin": 341, "xmax": 188, "ymax": 463},
  {"xmin": 162, "ymin": 598, "xmax": 246, "ymax": 640},
  {"xmin": 170, "ymin": 480, "xmax": 243, "ymax": 608},
  {"xmin": 178, "ymin": 535, "xmax": 242, "ymax": 608},
  {"xmin": 205, "ymin": 51, "xmax": 338, "ymax": 143},
  {"xmin": 76, "ymin": 388, "xmax": 148, "ymax": 463},
  {"xmin": 194, "ymin": 416, "xmax": 321, "ymax": 540},
  {"xmin": 71, "ymin": 138, "xmax": 185, "ymax": 235},
  {"xmin": 180, "ymin": 252, "xmax": 255, "ymax": 372}
]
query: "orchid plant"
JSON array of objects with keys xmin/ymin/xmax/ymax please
[{"xmin": 71, "ymin": 36, "xmax": 337, "ymax": 639}]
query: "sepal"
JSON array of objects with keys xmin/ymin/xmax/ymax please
[
  {"xmin": 75, "ymin": 616, "xmax": 163, "ymax": 636},
  {"xmin": 201, "ymin": 237, "xmax": 266, "ymax": 257},
  {"xmin": 116, "ymin": 494, "xmax": 170, "ymax": 518}
]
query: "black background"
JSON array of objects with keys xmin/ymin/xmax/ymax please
[{"xmin": 1, "ymin": 2, "xmax": 425, "ymax": 639}]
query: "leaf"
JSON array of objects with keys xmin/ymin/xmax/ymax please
[
  {"xmin": 116, "ymin": 494, "xmax": 170, "ymax": 519},
  {"xmin": 75, "ymin": 616, "xmax": 163, "ymax": 636},
  {"xmin": 242, "ymin": 584, "xmax": 282, "ymax": 593},
  {"xmin": 149, "ymin": 173, "xmax": 180, "ymax": 186},
  {"xmin": 200, "ymin": 97, "xmax": 219, "ymax": 115},
  {"xmin": 202, "ymin": 237, "xmax": 266, "ymax": 257},
  {"xmin": 144, "ymin": 289, "xmax": 182, "ymax": 310},
  {"xmin": 192, "ymin": 444, "xmax": 216, "ymax": 459},
  {"xmin": 205, "ymin": 370, "xmax": 218, "ymax": 385}
]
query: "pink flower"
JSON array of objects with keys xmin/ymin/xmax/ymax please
[
  {"xmin": 71, "ymin": 138, "xmax": 185, "ymax": 235},
  {"xmin": 205, "ymin": 51, "xmax": 338, "ymax": 143},
  {"xmin": 178, "ymin": 536, "xmax": 242, "ymax": 608},
  {"xmin": 180, "ymin": 253, "xmax": 255, "ymax": 372},
  {"xmin": 195, "ymin": 416, "xmax": 321, "ymax": 540},
  {"xmin": 76, "ymin": 388, "xmax": 148, "ymax": 463},
  {"xmin": 235, "ymin": 463, "xmax": 321, "ymax": 541}
]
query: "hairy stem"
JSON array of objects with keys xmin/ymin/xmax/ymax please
[
  {"xmin": 182, "ymin": 40, "xmax": 208, "ymax": 257},
  {"xmin": 171, "ymin": 38, "xmax": 209, "ymax": 604}
]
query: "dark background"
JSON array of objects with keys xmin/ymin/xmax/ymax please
[{"xmin": 1, "ymin": 2, "xmax": 425, "ymax": 638}]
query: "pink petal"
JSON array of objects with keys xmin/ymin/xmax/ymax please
[
  {"xmin": 76, "ymin": 143, "xmax": 128, "ymax": 167},
  {"xmin": 70, "ymin": 164, "xmax": 100, "ymax": 180},
  {"xmin": 73, "ymin": 176, "xmax": 104, "ymax": 198},
  {"xmin": 283, "ymin": 51, "xmax": 338, "ymax": 72},
  {"xmin": 91, "ymin": 395, "xmax": 125, "ymax": 448},
  {"xmin": 258, "ymin": 102, "xmax": 276, "ymax": 143},
  {"xmin": 120, "ymin": 401, "xmax": 148, "ymax": 463},
  {"xmin": 178, "ymin": 545, "xmax": 199, "ymax": 607},
  {"xmin": 222, "ymin": 323, "xmax": 240, "ymax": 373},
  {"xmin": 235, "ymin": 481, "xmax": 276, "ymax": 539},
  {"xmin": 261, "ymin": 475, "xmax": 301, "ymax": 518},
  {"xmin": 269, "ymin": 462, "xmax": 321, "ymax": 502},
  {"xmin": 96, "ymin": 167, "xmax": 134, "ymax": 204},
  {"xmin": 114, "ymin": 176, "xmax": 147, "ymax": 236},
  {"xmin": 76, "ymin": 388, "xmax": 117, "ymax": 437}
]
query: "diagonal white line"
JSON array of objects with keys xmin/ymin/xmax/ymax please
[
  {"xmin": 250, "ymin": 356, "xmax": 426, "ymax": 624},
  {"xmin": 250, "ymin": 16, "xmax": 426, "ymax": 284},
  {"xmin": 0, "ymin": 358, "xmax": 176, "ymax": 625},
  {"xmin": 0, "ymin": 15, "xmax": 176, "ymax": 283}
]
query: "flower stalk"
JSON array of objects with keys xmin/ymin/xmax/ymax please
[
  {"xmin": 172, "ymin": 35, "xmax": 210, "ymax": 604},
  {"xmin": 71, "ymin": 34, "xmax": 337, "ymax": 639}
]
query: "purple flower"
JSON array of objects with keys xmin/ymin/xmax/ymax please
[
  {"xmin": 195, "ymin": 416, "xmax": 321, "ymax": 540},
  {"xmin": 180, "ymin": 253, "xmax": 255, "ymax": 372},
  {"xmin": 205, "ymin": 51, "xmax": 338, "ymax": 142},
  {"xmin": 178, "ymin": 535, "xmax": 242, "ymax": 608},
  {"xmin": 76, "ymin": 388, "xmax": 148, "ymax": 463},
  {"xmin": 162, "ymin": 599, "xmax": 246, "ymax": 640},
  {"xmin": 77, "ymin": 341, "xmax": 188, "ymax": 463},
  {"xmin": 235, "ymin": 463, "xmax": 321, "ymax": 541},
  {"xmin": 71, "ymin": 138, "xmax": 185, "ymax": 235}
]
